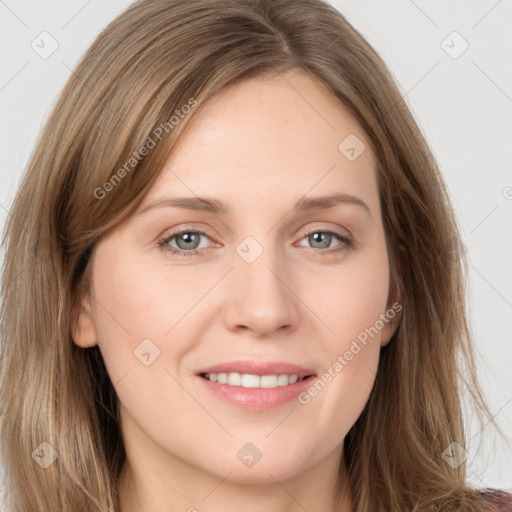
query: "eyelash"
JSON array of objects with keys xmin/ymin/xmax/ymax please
[{"xmin": 158, "ymin": 227, "xmax": 354, "ymax": 259}]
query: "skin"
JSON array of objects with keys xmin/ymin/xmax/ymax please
[{"xmin": 73, "ymin": 68, "xmax": 402, "ymax": 512}]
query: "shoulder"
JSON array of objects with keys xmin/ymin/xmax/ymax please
[{"xmin": 478, "ymin": 489, "xmax": 512, "ymax": 511}]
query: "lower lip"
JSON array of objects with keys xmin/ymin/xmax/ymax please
[{"xmin": 197, "ymin": 375, "xmax": 316, "ymax": 411}]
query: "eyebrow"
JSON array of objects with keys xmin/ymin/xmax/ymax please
[{"xmin": 139, "ymin": 192, "xmax": 372, "ymax": 218}]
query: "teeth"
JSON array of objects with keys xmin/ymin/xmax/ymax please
[
  {"xmin": 241, "ymin": 374, "xmax": 260, "ymax": 388},
  {"xmin": 227, "ymin": 372, "xmax": 242, "ymax": 386},
  {"xmin": 204, "ymin": 372, "xmax": 305, "ymax": 388}
]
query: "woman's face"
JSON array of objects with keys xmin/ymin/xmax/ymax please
[{"xmin": 74, "ymin": 68, "xmax": 400, "ymax": 489}]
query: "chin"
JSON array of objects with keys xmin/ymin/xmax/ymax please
[
  {"xmin": 216, "ymin": 462, "xmax": 307, "ymax": 485},
  {"xmin": 201, "ymin": 446, "xmax": 315, "ymax": 485}
]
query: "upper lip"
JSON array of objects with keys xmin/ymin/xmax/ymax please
[{"xmin": 196, "ymin": 360, "xmax": 316, "ymax": 378}]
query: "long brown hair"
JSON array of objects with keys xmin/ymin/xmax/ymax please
[{"xmin": 0, "ymin": 0, "xmax": 507, "ymax": 510}]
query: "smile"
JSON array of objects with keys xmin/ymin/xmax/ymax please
[{"xmin": 201, "ymin": 372, "xmax": 310, "ymax": 388}]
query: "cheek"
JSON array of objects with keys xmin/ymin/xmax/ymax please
[
  {"xmin": 297, "ymin": 286, "xmax": 387, "ymax": 455},
  {"xmin": 92, "ymin": 243, "xmax": 207, "ymax": 337},
  {"xmin": 89, "ymin": 255, "xmax": 205, "ymax": 431},
  {"xmin": 306, "ymin": 246, "xmax": 390, "ymax": 352},
  {"xmin": 299, "ymin": 245, "xmax": 389, "ymax": 424},
  {"xmin": 89, "ymin": 248, "xmax": 192, "ymax": 381}
]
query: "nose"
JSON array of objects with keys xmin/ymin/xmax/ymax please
[{"xmin": 223, "ymin": 245, "xmax": 301, "ymax": 337}]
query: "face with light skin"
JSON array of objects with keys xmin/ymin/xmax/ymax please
[{"xmin": 73, "ymin": 68, "xmax": 402, "ymax": 512}]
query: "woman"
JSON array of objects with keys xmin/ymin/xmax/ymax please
[{"xmin": 0, "ymin": 0, "xmax": 510, "ymax": 510}]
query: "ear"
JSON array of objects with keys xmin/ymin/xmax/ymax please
[
  {"xmin": 380, "ymin": 244, "xmax": 406, "ymax": 347},
  {"xmin": 71, "ymin": 279, "xmax": 98, "ymax": 349}
]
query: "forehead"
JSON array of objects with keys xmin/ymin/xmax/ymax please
[{"xmin": 140, "ymin": 69, "xmax": 379, "ymax": 214}]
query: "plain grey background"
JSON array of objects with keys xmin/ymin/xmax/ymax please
[{"xmin": 1, "ymin": 0, "xmax": 511, "ymax": 496}]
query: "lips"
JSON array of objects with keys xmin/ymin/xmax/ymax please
[
  {"xmin": 195, "ymin": 360, "xmax": 318, "ymax": 410},
  {"xmin": 196, "ymin": 360, "xmax": 316, "ymax": 378}
]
